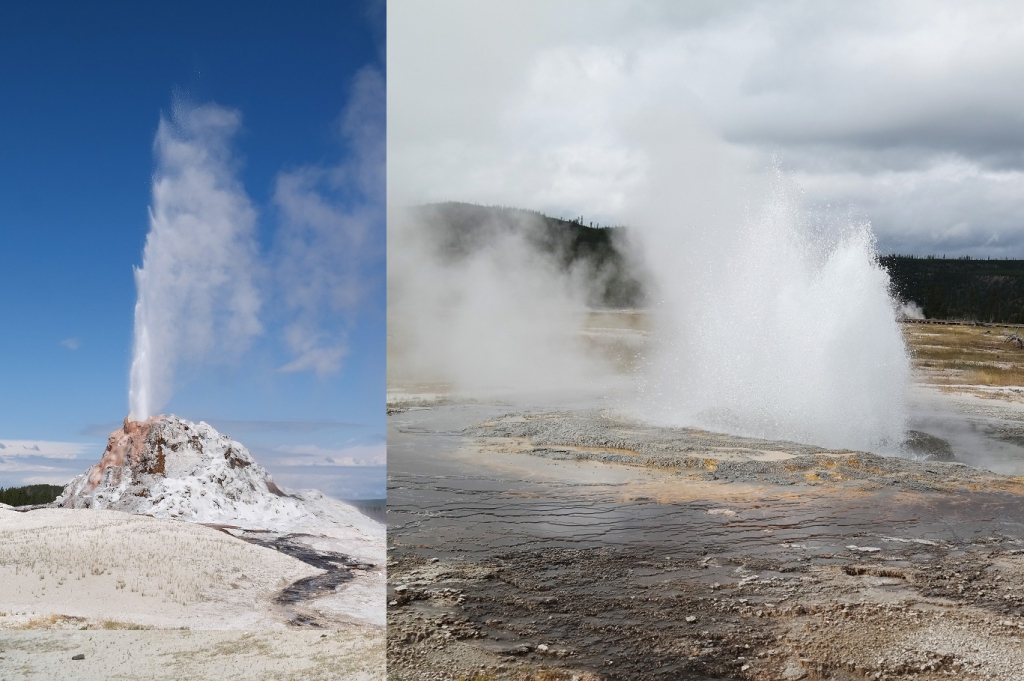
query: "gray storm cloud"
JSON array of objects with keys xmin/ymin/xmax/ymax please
[{"xmin": 390, "ymin": 0, "xmax": 1024, "ymax": 256}]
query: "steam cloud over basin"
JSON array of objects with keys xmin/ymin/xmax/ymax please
[
  {"xmin": 390, "ymin": 179, "xmax": 911, "ymax": 453},
  {"xmin": 388, "ymin": 204, "xmax": 623, "ymax": 392},
  {"xmin": 388, "ymin": 4, "xmax": 915, "ymax": 454}
]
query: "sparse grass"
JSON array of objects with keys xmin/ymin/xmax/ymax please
[
  {"xmin": 173, "ymin": 630, "xmax": 385, "ymax": 681},
  {"xmin": 458, "ymin": 670, "xmax": 601, "ymax": 681},
  {"xmin": 19, "ymin": 614, "xmax": 86, "ymax": 629},
  {"xmin": 204, "ymin": 632, "xmax": 276, "ymax": 658},
  {"xmin": 94, "ymin": 619, "xmax": 152, "ymax": 630},
  {"xmin": 522, "ymin": 672, "xmax": 601, "ymax": 681},
  {"xmin": 903, "ymin": 323, "xmax": 1024, "ymax": 388},
  {"xmin": 966, "ymin": 367, "xmax": 1024, "ymax": 386}
]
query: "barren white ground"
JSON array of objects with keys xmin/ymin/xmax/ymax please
[
  {"xmin": 0, "ymin": 507, "xmax": 384, "ymax": 678},
  {"xmin": 0, "ymin": 630, "xmax": 383, "ymax": 681},
  {"xmin": 0, "ymin": 508, "xmax": 343, "ymax": 629}
]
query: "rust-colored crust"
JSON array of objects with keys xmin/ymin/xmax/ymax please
[{"xmin": 85, "ymin": 415, "xmax": 164, "ymax": 491}]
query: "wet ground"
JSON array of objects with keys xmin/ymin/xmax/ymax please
[
  {"xmin": 222, "ymin": 529, "xmax": 379, "ymax": 629},
  {"xmin": 387, "ymin": 400, "xmax": 1024, "ymax": 680}
]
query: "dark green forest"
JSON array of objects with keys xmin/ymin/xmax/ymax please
[
  {"xmin": 0, "ymin": 484, "xmax": 63, "ymax": 507},
  {"xmin": 881, "ymin": 256, "xmax": 1024, "ymax": 323},
  {"xmin": 411, "ymin": 202, "xmax": 647, "ymax": 308}
]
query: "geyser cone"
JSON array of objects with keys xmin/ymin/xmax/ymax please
[
  {"xmin": 83, "ymin": 416, "xmax": 163, "ymax": 492},
  {"xmin": 58, "ymin": 415, "xmax": 294, "ymax": 525}
]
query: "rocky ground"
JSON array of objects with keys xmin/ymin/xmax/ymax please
[
  {"xmin": 388, "ymin": 538, "xmax": 1024, "ymax": 680},
  {"xmin": 385, "ymin": 319, "xmax": 1024, "ymax": 679},
  {"xmin": 387, "ymin": 405, "xmax": 1024, "ymax": 680}
]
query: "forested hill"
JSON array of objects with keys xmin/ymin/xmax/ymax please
[
  {"xmin": 410, "ymin": 202, "xmax": 647, "ymax": 308},
  {"xmin": 0, "ymin": 484, "xmax": 63, "ymax": 507},
  {"xmin": 881, "ymin": 256, "xmax": 1024, "ymax": 323}
]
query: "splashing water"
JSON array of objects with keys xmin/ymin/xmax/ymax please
[
  {"xmin": 638, "ymin": 171, "xmax": 911, "ymax": 452},
  {"xmin": 128, "ymin": 269, "xmax": 154, "ymax": 420}
]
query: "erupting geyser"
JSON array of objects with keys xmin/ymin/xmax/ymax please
[
  {"xmin": 637, "ymin": 170, "xmax": 911, "ymax": 453},
  {"xmin": 127, "ymin": 103, "xmax": 261, "ymax": 421},
  {"xmin": 128, "ymin": 270, "xmax": 154, "ymax": 421}
]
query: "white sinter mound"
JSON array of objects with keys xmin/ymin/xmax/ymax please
[{"xmin": 58, "ymin": 415, "xmax": 379, "ymax": 541}]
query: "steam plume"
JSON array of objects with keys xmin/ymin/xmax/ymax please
[
  {"xmin": 388, "ymin": 207, "xmax": 607, "ymax": 392},
  {"xmin": 128, "ymin": 104, "xmax": 261, "ymax": 420}
]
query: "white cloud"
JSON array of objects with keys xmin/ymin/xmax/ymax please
[
  {"xmin": 0, "ymin": 440, "xmax": 91, "ymax": 460},
  {"xmin": 389, "ymin": 0, "xmax": 1024, "ymax": 254},
  {"xmin": 60, "ymin": 337, "xmax": 80, "ymax": 350},
  {"xmin": 274, "ymin": 66, "xmax": 385, "ymax": 376},
  {"xmin": 121, "ymin": 65, "xmax": 385, "ymax": 420},
  {"xmin": 19, "ymin": 475, "xmax": 79, "ymax": 486},
  {"xmin": 276, "ymin": 329, "xmax": 349, "ymax": 376},
  {"xmin": 269, "ymin": 443, "xmax": 386, "ymax": 467}
]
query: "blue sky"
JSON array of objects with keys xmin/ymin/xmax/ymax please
[{"xmin": 0, "ymin": 1, "xmax": 385, "ymax": 498}]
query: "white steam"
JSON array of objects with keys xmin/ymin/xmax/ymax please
[
  {"xmin": 390, "ymin": 162, "xmax": 911, "ymax": 450},
  {"xmin": 389, "ymin": 119, "xmax": 911, "ymax": 451},
  {"xmin": 129, "ymin": 104, "xmax": 261, "ymax": 420},
  {"xmin": 388, "ymin": 209, "xmax": 607, "ymax": 393},
  {"xmin": 387, "ymin": 4, "xmax": 913, "ymax": 452},
  {"xmin": 130, "ymin": 70, "xmax": 383, "ymax": 419},
  {"xmin": 899, "ymin": 301, "xmax": 925, "ymax": 320},
  {"xmin": 388, "ymin": 86, "xmax": 912, "ymax": 450},
  {"xmin": 615, "ymin": 109, "xmax": 910, "ymax": 451}
]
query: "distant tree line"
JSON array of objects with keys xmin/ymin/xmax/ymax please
[
  {"xmin": 346, "ymin": 498, "xmax": 386, "ymax": 523},
  {"xmin": 0, "ymin": 484, "xmax": 63, "ymax": 507},
  {"xmin": 887, "ymin": 254, "xmax": 1016, "ymax": 261},
  {"xmin": 881, "ymin": 255, "xmax": 1024, "ymax": 323},
  {"xmin": 410, "ymin": 205, "xmax": 1024, "ymax": 320}
]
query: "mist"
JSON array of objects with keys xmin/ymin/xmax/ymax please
[
  {"xmin": 631, "ymin": 172, "xmax": 910, "ymax": 451},
  {"xmin": 388, "ymin": 119, "xmax": 911, "ymax": 452},
  {"xmin": 129, "ymin": 103, "xmax": 261, "ymax": 420},
  {"xmin": 388, "ymin": 205, "xmax": 615, "ymax": 394}
]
